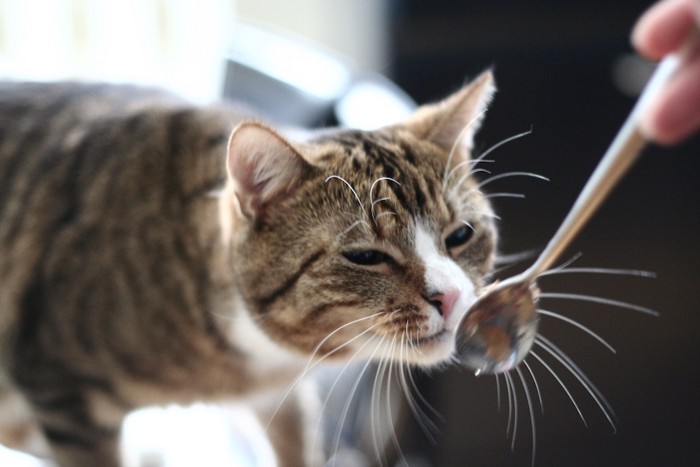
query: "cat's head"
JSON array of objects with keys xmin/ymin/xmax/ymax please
[{"xmin": 222, "ymin": 71, "xmax": 497, "ymax": 367}]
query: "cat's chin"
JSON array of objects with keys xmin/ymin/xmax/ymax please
[
  {"xmin": 407, "ymin": 330, "xmax": 457, "ymax": 366},
  {"xmin": 361, "ymin": 329, "xmax": 456, "ymax": 367}
]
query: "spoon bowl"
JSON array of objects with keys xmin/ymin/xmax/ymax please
[{"xmin": 456, "ymin": 276, "xmax": 540, "ymax": 375}]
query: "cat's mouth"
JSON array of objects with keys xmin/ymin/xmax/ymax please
[
  {"xmin": 397, "ymin": 328, "xmax": 456, "ymax": 364},
  {"xmin": 410, "ymin": 329, "xmax": 449, "ymax": 347}
]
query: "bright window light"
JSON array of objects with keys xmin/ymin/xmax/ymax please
[{"xmin": 0, "ymin": 0, "xmax": 233, "ymax": 103}]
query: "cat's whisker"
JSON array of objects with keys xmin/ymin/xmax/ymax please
[
  {"xmin": 385, "ymin": 339, "xmax": 408, "ymax": 466},
  {"xmin": 374, "ymin": 211, "xmax": 398, "ymax": 223},
  {"xmin": 443, "ymin": 159, "xmax": 495, "ymax": 195},
  {"xmin": 415, "ymin": 370, "xmax": 443, "ymax": 421},
  {"xmin": 491, "ymin": 249, "xmax": 539, "ymax": 278},
  {"xmin": 495, "ymin": 374, "xmax": 502, "ymax": 412},
  {"xmin": 458, "ymin": 171, "xmax": 547, "ymax": 206},
  {"xmin": 504, "ymin": 371, "xmax": 519, "ymax": 450},
  {"xmin": 478, "ymin": 210, "xmax": 501, "ymax": 221},
  {"xmin": 379, "ymin": 338, "xmax": 395, "ymax": 465},
  {"xmin": 445, "ymin": 127, "xmax": 534, "ymax": 194},
  {"xmin": 544, "ymin": 251, "xmax": 585, "ymax": 273},
  {"xmin": 515, "ymin": 366, "xmax": 537, "ymax": 467},
  {"xmin": 476, "ymin": 171, "xmax": 549, "ymax": 192},
  {"xmin": 537, "ymin": 308, "xmax": 616, "ymax": 353},
  {"xmin": 482, "ymin": 192, "xmax": 526, "ymax": 200},
  {"xmin": 540, "ymin": 292, "xmax": 659, "ymax": 317},
  {"xmin": 494, "ymin": 250, "xmax": 538, "ymax": 266},
  {"xmin": 369, "ymin": 178, "xmax": 400, "ymax": 205},
  {"xmin": 369, "ymin": 177, "xmax": 401, "ymax": 206},
  {"xmin": 266, "ymin": 314, "xmax": 386, "ymax": 432},
  {"xmin": 522, "ymin": 360, "xmax": 544, "ymax": 414},
  {"xmin": 403, "ymin": 324, "xmax": 417, "ymax": 359},
  {"xmin": 325, "ymin": 174, "xmax": 367, "ymax": 218},
  {"xmin": 458, "ymin": 219, "xmax": 475, "ymax": 231},
  {"xmin": 529, "ymin": 350, "xmax": 587, "ymax": 427},
  {"xmin": 398, "ymin": 331, "xmax": 441, "ymax": 444},
  {"xmin": 370, "ymin": 337, "xmax": 392, "ymax": 467},
  {"xmin": 329, "ymin": 334, "xmax": 386, "ymax": 467},
  {"xmin": 456, "ymin": 194, "xmax": 505, "ymax": 215},
  {"xmin": 338, "ymin": 219, "xmax": 373, "ymax": 239},
  {"xmin": 408, "ymin": 331, "xmax": 426, "ymax": 359},
  {"xmin": 473, "ymin": 127, "xmax": 533, "ymax": 167},
  {"xmin": 305, "ymin": 312, "xmax": 386, "ymax": 372},
  {"xmin": 539, "ymin": 267, "xmax": 656, "ymax": 278},
  {"xmin": 456, "ymin": 188, "xmax": 484, "ymax": 205},
  {"xmin": 404, "ymin": 369, "xmax": 442, "ymax": 443},
  {"xmin": 503, "ymin": 372, "xmax": 513, "ymax": 437},
  {"xmin": 370, "ymin": 197, "xmax": 391, "ymax": 224},
  {"xmin": 441, "ymin": 108, "xmax": 489, "ymax": 190},
  {"xmin": 316, "ymin": 333, "xmax": 381, "ymax": 463},
  {"xmin": 536, "ymin": 252, "xmax": 655, "ymax": 279},
  {"xmin": 535, "ymin": 251, "xmax": 654, "ymax": 280},
  {"xmin": 335, "ymin": 335, "xmax": 387, "ymax": 464},
  {"xmin": 369, "ymin": 177, "xmax": 400, "ymax": 227},
  {"xmin": 536, "ymin": 336, "xmax": 617, "ymax": 432},
  {"xmin": 450, "ymin": 168, "xmax": 492, "ymax": 198}
]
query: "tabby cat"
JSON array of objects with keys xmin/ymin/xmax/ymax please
[{"xmin": 0, "ymin": 71, "xmax": 497, "ymax": 466}]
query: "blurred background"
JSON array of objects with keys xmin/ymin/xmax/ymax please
[{"xmin": 1, "ymin": 0, "xmax": 698, "ymax": 466}]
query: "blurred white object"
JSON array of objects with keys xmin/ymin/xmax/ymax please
[
  {"xmin": 0, "ymin": 0, "xmax": 231, "ymax": 103},
  {"xmin": 224, "ymin": 22, "xmax": 415, "ymax": 127},
  {"xmin": 121, "ymin": 405, "xmax": 276, "ymax": 467},
  {"xmin": 0, "ymin": 445, "xmax": 46, "ymax": 467}
]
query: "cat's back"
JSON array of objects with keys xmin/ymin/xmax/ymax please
[
  {"xmin": 0, "ymin": 82, "xmax": 243, "ymax": 359},
  {"xmin": 0, "ymin": 81, "xmax": 179, "ymax": 121},
  {"xmin": 0, "ymin": 82, "xmax": 192, "ymax": 161},
  {"xmin": 0, "ymin": 81, "xmax": 235, "ymax": 175},
  {"xmin": 0, "ymin": 81, "xmax": 243, "ymax": 240},
  {"xmin": 0, "ymin": 81, "xmax": 235, "ymax": 245}
]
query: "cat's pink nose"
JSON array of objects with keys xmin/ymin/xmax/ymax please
[{"xmin": 427, "ymin": 288, "xmax": 460, "ymax": 318}]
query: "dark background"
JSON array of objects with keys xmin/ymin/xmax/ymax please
[{"xmin": 385, "ymin": 1, "xmax": 700, "ymax": 466}]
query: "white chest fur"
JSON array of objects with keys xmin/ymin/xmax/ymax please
[{"xmin": 229, "ymin": 300, "xmax": 308, "ymax": 376}]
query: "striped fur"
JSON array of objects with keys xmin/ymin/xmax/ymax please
[{"xmin": 0, "ymin": 72, "xmax": 497, "ymax": 466}]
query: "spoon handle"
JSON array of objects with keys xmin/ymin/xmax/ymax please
[{"xmin": 524, "ymin": 54, "xmax": 680, "ymax": 280}]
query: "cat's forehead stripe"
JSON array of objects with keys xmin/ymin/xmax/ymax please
[{"xmin": 325, "ymin": 132, "xmax": 448, "ymax": 221}]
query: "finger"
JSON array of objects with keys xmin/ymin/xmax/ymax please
[
  {"xmin": 632, "ymin": 0, "xmax": 696, "ymax": 60},
  {"xmin": 639, "ymin": 53, "xmax": 700, "ymax": 144}
]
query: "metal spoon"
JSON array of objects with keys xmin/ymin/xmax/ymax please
[{"xmin": 455, "ymin": 54, "xmax": 681, "ymax": 375}]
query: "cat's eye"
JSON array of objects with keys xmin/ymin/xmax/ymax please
[
  {"xmin": 342, "ymin": 250, "xmax": 388, "ymax": 266},
  {"xmin": 445, "ymin": 224, "xmax": 475, "ymax": 250}
]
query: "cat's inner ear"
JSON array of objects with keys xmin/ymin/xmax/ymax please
[
  {"xmin": 402, "ymin": 70, "xmax": 495, "ymax": 158},
  {"xmin": 226, "ymin": 121, "xmax": 310, "ymax": 219}
]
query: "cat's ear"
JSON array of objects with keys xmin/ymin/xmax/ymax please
[
  {"xmin": 402, "ymin": 70, "xmax": 495, "ymax": 158},
  {"xmin": 226, "ymin": 121, "xmax": 310, "ymax": 219}
]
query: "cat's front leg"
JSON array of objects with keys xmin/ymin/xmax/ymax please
[
  {"xmin": 0, "ymin": 388, "xmax": 52, "ymax": 459},
  {"xmin": 21, "ymin": 383, "xmax": 126, "ymax": 467},
  {"xmin": 254, "ymin": 380, "xmax": 324, "ymax": 467}
]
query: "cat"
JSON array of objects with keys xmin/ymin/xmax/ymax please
[{"xmin": 0, "ymin": 71, "xmax": 497, "ymax": 466}]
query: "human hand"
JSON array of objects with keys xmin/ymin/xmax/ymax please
[{"xmin": 632, "ymin": 0, "xmax": 700, "ymax": 145}]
